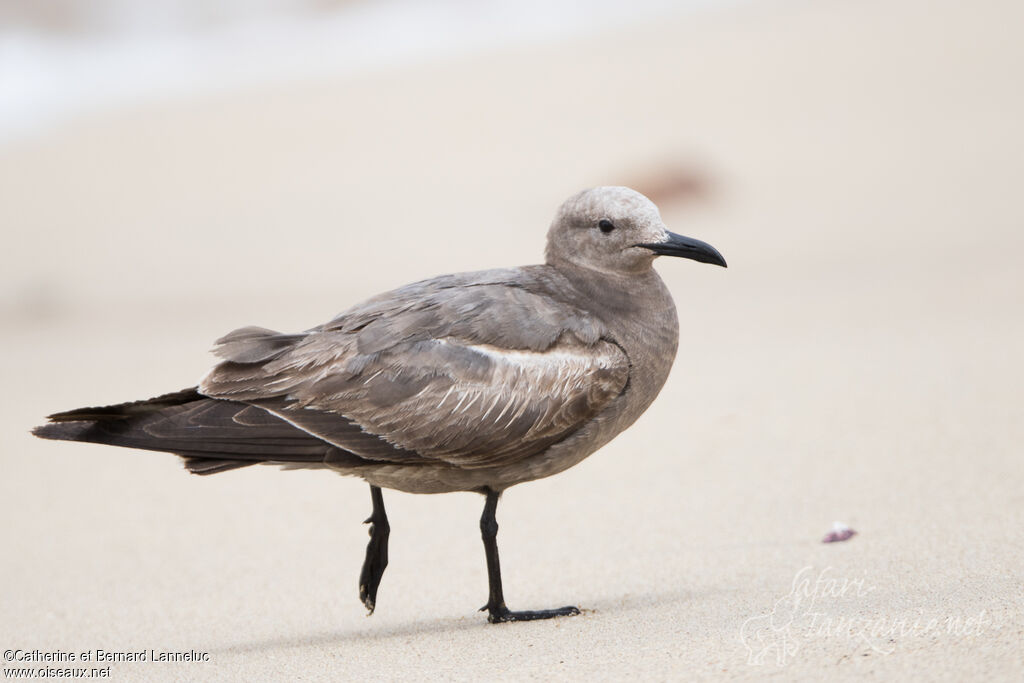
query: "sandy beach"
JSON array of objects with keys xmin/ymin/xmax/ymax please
[{"xmin": 2, "ymin": 0, "xmax": 1022, "ymax": 679}]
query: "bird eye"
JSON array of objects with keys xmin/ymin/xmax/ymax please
[{"xmin": 598, "ymin": 219, "xmax": 615, "ymax": 233}]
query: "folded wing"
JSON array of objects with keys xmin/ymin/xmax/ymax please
[{"xmin": 200, "ymin": 271, "xmax": 630, "ymax": 470}]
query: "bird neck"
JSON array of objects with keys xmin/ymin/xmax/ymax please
[{"xmin": 551, "ymin": 259, "xmax": 673, "ymax": 320}]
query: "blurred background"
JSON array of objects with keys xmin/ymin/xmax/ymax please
[{"xmin": 2, "ymin": 0, "xmax": 1021, "ymax": 679}]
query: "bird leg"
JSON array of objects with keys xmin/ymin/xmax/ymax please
[
  {"xmin": 359, "ymin": 485, "xmax": 390, "ymax": 614},
  {"xmin": 479, "ymin": 488, "xmax": 580, "ymax": 624}
]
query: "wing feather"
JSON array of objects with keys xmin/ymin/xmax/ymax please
[{"xmin": 200, "ymin": 271, "xmax": 629, "ymax": 470}]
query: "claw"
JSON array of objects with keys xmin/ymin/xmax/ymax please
[{"xmin": 361, "ymin": 587, "xmax": 376, "ymax": 615}]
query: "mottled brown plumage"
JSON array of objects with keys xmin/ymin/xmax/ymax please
[{"xmin": 197, "ymin": 266, "xmax": 630, "ymax": 490}]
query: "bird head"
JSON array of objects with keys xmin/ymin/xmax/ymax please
[{"xmin": 544, "ymin": 186, "xmax": 727, "ymax": 274}]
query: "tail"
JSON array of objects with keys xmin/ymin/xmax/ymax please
[{"xmin": 33, "ymin": 388, "xmax": 343, "ymax": 475}]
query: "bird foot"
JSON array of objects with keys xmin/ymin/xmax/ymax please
[
  {"xmin": 359, "ymin": 515, "xmax": 389, "ymax": 615},
  {"xmin": 482, "ymin": 604, "xmax": 581, "ymax": 624}
]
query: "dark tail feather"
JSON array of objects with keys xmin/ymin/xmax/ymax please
[
  {"xmin": 181, "ymin": 457, "xmax": 256, "ymax": 475},
  {"xmin": 33, "ymin": 388, "xmax": 345, "ymax": 475},
  {"xmin": 34, "ymin": 418, "xmax": 255, "ymax": 475},
  {"xmin": 41, "ymin": 388, "xmax": 206, "ymax": 422}
]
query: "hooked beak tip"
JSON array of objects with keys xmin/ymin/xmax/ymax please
[{"xmin": 637, "ymin": 231, "xmax": 727, "ymax": 268}]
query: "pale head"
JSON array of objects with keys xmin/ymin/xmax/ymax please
[{"xmin": 544, "ymin": 186, "xmax": 727, "ymax": 274}]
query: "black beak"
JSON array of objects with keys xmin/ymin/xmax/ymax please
[{"xmin": 636, "ymin": 231, "xmax": 727, "ymax": 268}]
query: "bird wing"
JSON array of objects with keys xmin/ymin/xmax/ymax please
[{"xmin": 199, "ymin": 270, "xmax": 630, "ymax": 469}]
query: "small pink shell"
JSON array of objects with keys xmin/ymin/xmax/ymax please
[{"xmin": 822, "ymin": 523, "xmax": 857, "ymax": 543}]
